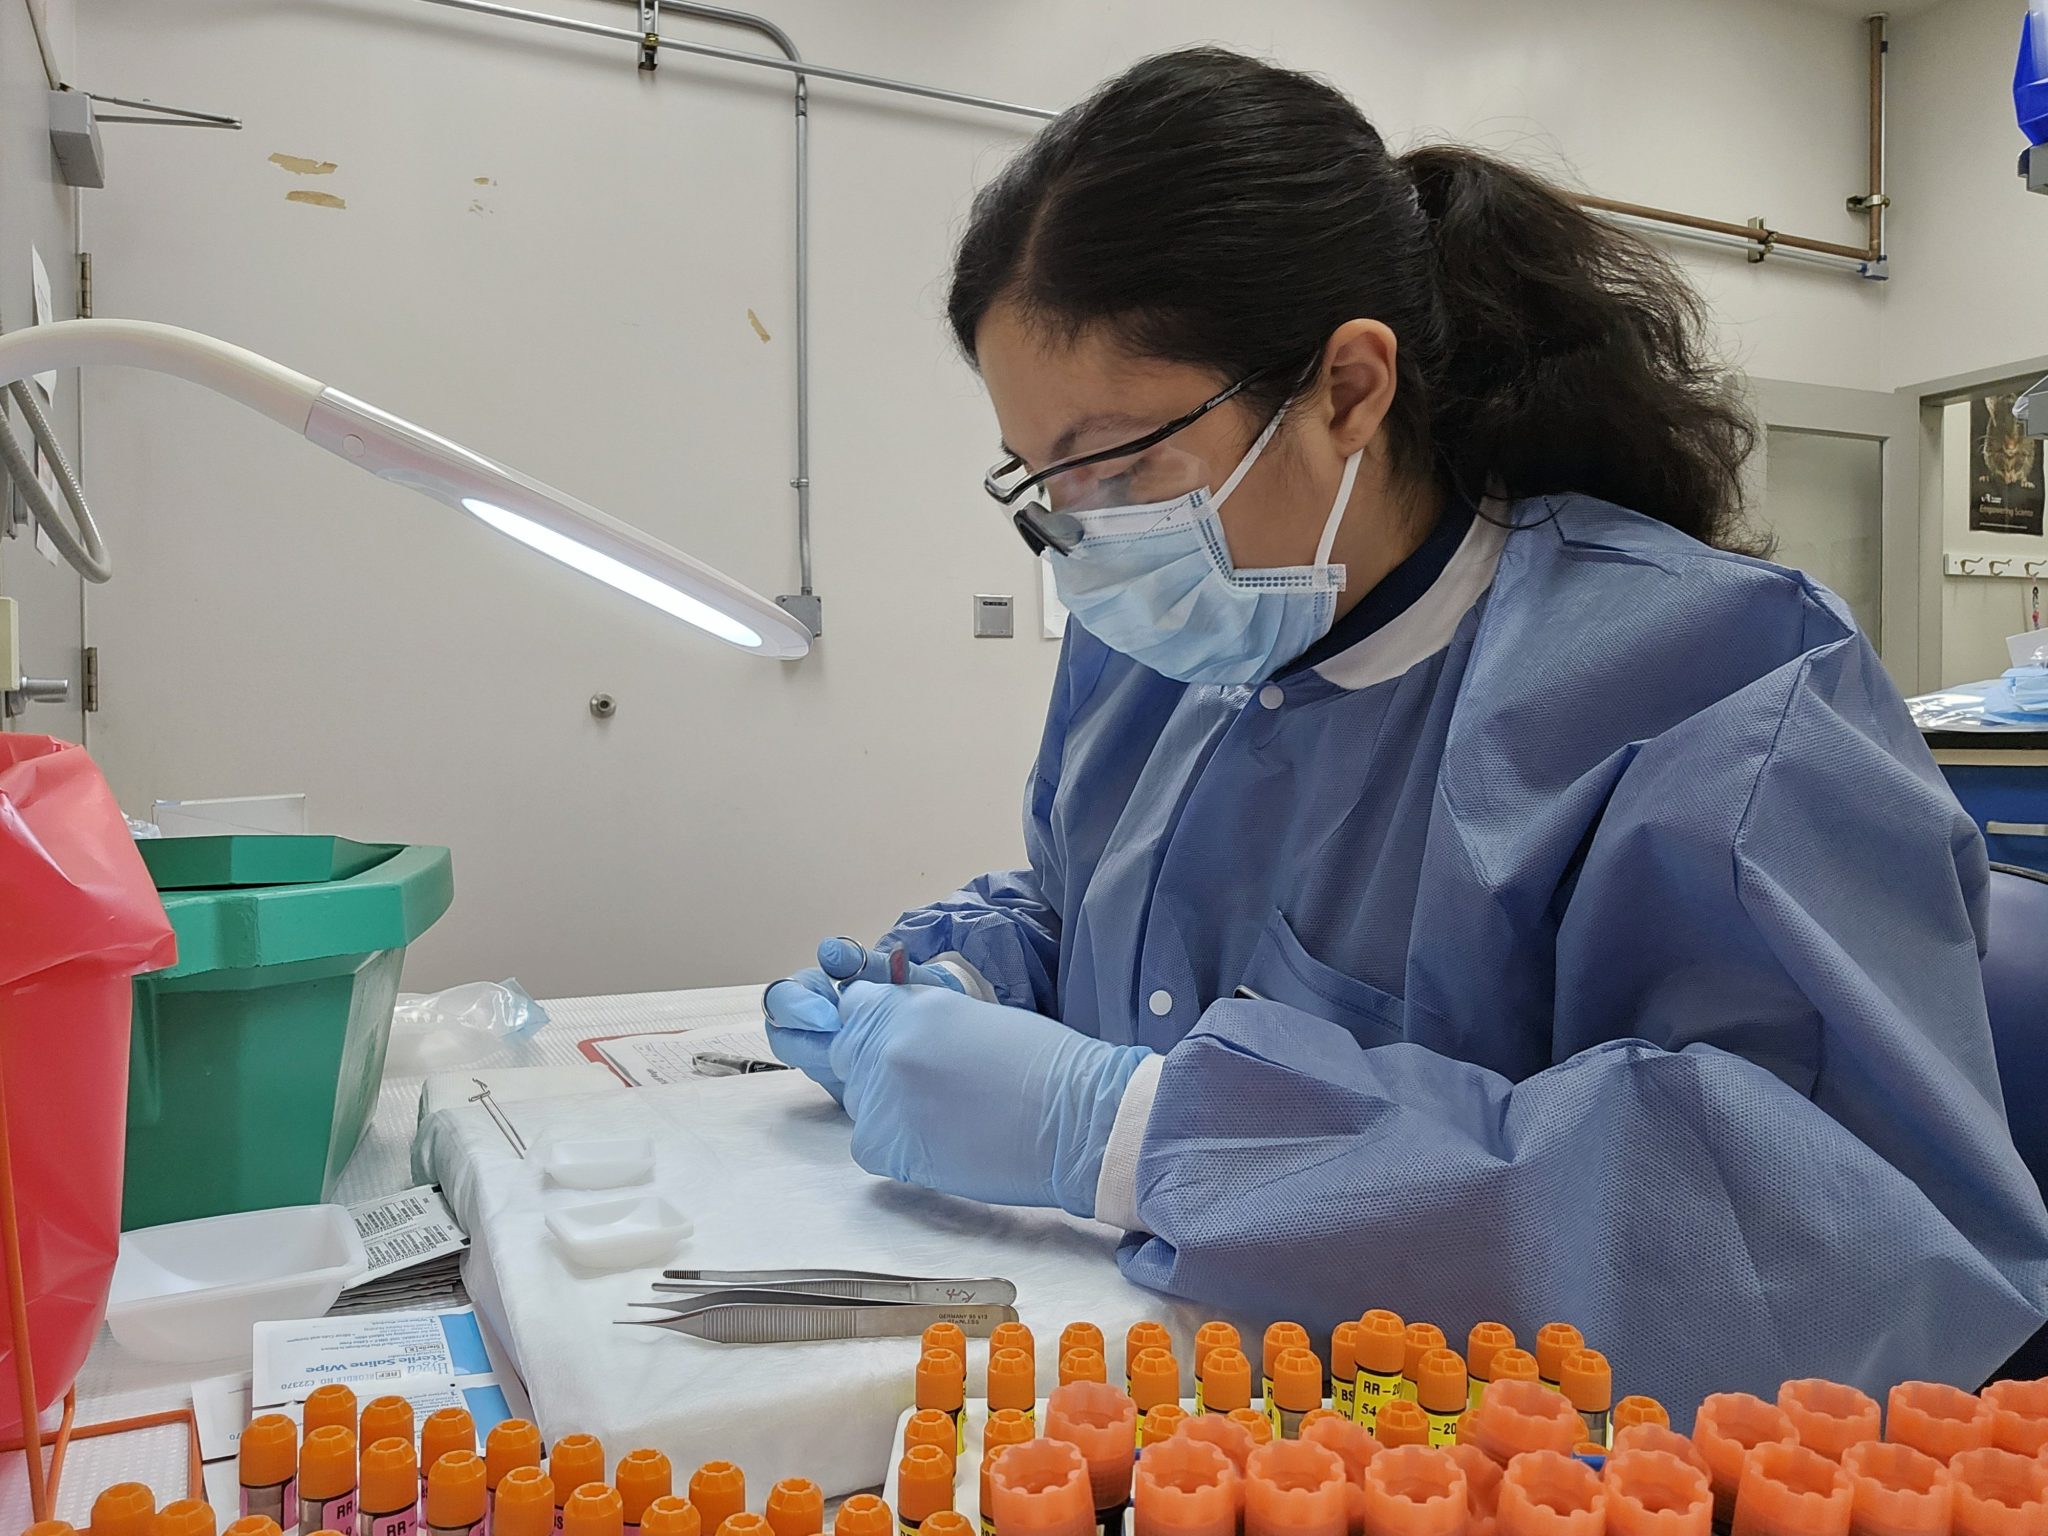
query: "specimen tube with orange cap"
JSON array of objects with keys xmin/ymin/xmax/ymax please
[
  {"xmin": 1358, "ymin": 1444, "xmax": 1468, "ymax": 1536},
  {"xmin": 982, "ymin": 1410, "xmax": 1038, "ymax": 1536},
  {"xmin": 492, "ymin": 1469, "xmax": 557, "ymax": 1536},
  {"xmin": 992, "ymin": 1348, "xmax": 1040, "ymax": 1429},
  {"xmin": 361, "ymin": 1400, "xmax": 417, "ymax": 1460},
  {"xmin": 992, "ymin": 1322, "xmax": 1037, "ymax": 1369},
  {"xmin": 158, "ymin": 1501, "xmax": 220, "ymax": 1536},
  {"xmin": 1402, "ymin": 1325, "xmax": 1448, "ymax": 1404},
  {"xmin": 689, "ymin": 1464, "xmax": 747, "ymax": 1536},
  {"xmin": 618, "ymin": 1452, "xmax": 676, "ymax": 1536},
  {"xmin": 1268, "ymin": 1348, "xmax": 1323, "ymax": 1440},
  {"xmin": 486, "ymin": 1423, "xmax": 545, "ymax": 1535},
  {"xmin": 94, "ymin": 1483, "xmax": 158, "ymax": 1536},
  {"xmin": 720, "ymin": 1514, "xmax": 772, "ymax": 1536},
  {"xmin": 1063, "ymin": 1350, "xmax": 1109, "ymax": 1388},
  {"xmin": 1135, "ymin": 1435, "xmax": 1241, "ymax": 1536},
  {"xmin": 898, "ymin": 1445, "xmax": 958, "ymax": 1536},
  {"xmin": 921, "ymin": 1349, "xmax": 969, "ymax": 1455},
  {"xmin": 908, "ymin": 1410, "xmax": 962, "ymax": 1467},
  {"xmin": 1609, "ymin": 1427, "xmax": 1709, "ymax": 1482},
  {"xmin": 423, "ymin": 1412, "xmax": 479, "ymax": 1489},
  {"xmin": 1498, "ymin": 1449, "xmax": 1603, "ymax": 1536},
  {"xmin": 1559, "ymin": 1351, "xmax": 1613, "ymax": 1448},
  {"xmin": 1492, "ymin": 1352, "xmax": 1541, "ymax": 1390},
  {"xmin": 1840, "ymin": 1443, "xmax": 1951, "ymax": 1536},
  {"xmin": 1355, "ymin": 1312, "xmax": 1407, "ymax": 1430},
  {"xmin": 1128, "ymin": 1324, "xmax": 1173, "ymax": 1395},
  {"xmin": 990, "ymin": 1439, "xmax": 1097, "ymax": 1536},
  {"xmin": 765, "ymin": 1482, "xmax": 823, "ymax": 1536},
  {"xmin": 361, "ymin": 1436, "xmax": 422, "ymax": 1536},
  {"xmin": 1202, "ymin": 1349, "xmax": 1253, "ymax": 1417},
  {"xmin": 1134, "ymin": 1350, "xmax": 1185, "ymax": 1438},
  {"xmin": 1377, "ymin": 1401, "xmax": 1434, "ymax": 1450},
  {"xmin": 1047, "ymin": 1379, "xmax": 1140, "ymax": 1536},
  {"xmin": 1461, "ymin": 1380, "xmax": 1586, "ymax": 1466},
  {"xmin": 550, "ymin": 1441, "xmax": 606, "ymax": 1536},
  {"xmin": 243, "ymin": 1416, "xmax": 301, "ymax": 1529},
  {"xmin": 835, "ymin": 1499, "xmax": 893, "ymax": 1536},
  {"xmin": 1195, "ymin": 1324, "xmax": 1242, "ymax": 1414},
  {"xmin": 1145, "ymin": 1406, "xmax": 1192, "ymax": 1448},
  {"xmin": 1731, "ymin": 1442, "xmax": 1851, "ymax": 1536},
  {"xmin": 562, "ymin": 1486, "xmax": 623, "ymax": 1536},
  {"xmin": 427, "ymin": 1452, "xmax": 489, "ymax": 1536},
  {"xmin": 225, "ymin": 1521, "xmax": 285, "ymax": 1536},
  {"xmin": 300, "ymin": 1427, "xmax": 360, "ymax": 1536},
  {"xmin": 1777, "ymin": 1383, "xmax": 1880, "ymax": 1464},
  {"xmin": 1887, "ymin": 1384, "xmax": 1995, "ymax": 1464},
  {"xmin": 1418, "ymin": 1350, "xmax": 1471, "ymax": 1447},
  {"xmin": 1604, "ymin": 1451, "xmax": 1711, "ymax": 1536},
  {"xmin": 1533, "ymin": 1327, "xmax": 1584, "ymax": 1395},
  {"xmin": 1244, "ymin": 1439, "xmax": 1351, "ymax": 1536},
  {"xmin": 1063, "ymin": 1324, "xmax": 1107, "ymax": 1364},
  {"xmin": 925, "ymin": 1322, "xmax": 968, "ymax": 1363},
  {"xmin": 1183, "ymin": 1414, "xmax": 1259, "ymax": 1477},
  {"xmin": 1303, "ymin": 1413, "xmax": 1380, "ymax": 1532},
  {"xmin": 922, "ymin": 1516, "xmax": 977, "ymax": 1536},
  {"xmin": 1264, "ymin": 1325, "xmax": 1312, "ymax": 1406},
  {"xmin": 1948, "ymin": 1448, "xmax": 2048, "ymax": 1536},
  {"xmin": 1612, "ymin": 1400, "xmax": 1669, "ymax": 1437},
  {"xmin": 1232, "ymin": 1409, "xmax": 1279, "ymax": 1449},
  {"xmin": 1329, "ymin": 1324, "xmax": 1361, "ymax": 1423},
  {"xmin": 1693, "ymin": 1394, "xmax": 1798, "ymax": 1525},
  {"xmin": 1982, "ymin": 1381, "xmax": 2048, "ymax": 1458},
  {"xmin": 305, "ymin": 1387, "xmax": 359, "ymax": 1440},
  {"xmin": 1466, "ymin": 1325, "xmax": 1517, "ymax": 1415},
  {"xmin": 641, "ymin": 1503, "xmax": 700, "ymax": 1536},
  {"xmin": 1445, "ymin": 1445, "xmax": 1504, "ymax": 1528}
]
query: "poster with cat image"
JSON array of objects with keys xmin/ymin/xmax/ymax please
[{"xmin": 1972, "ymin": 391, "xmax": 2045, "ymax": 535}]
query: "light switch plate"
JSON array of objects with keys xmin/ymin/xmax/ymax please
[{"xmin": 973, "ymin": 593, "xmax": 1014, "ymax": 638}]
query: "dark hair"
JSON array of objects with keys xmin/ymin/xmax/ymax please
[{"xmin": 948, "ymin": 46, "xmax": 1764, "ymax": 554}]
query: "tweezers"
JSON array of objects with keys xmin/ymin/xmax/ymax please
[
  {"xmin": 620, "ymin": 1294, "xmax": 1018, "ymax": 1344},
  {"xmin": 655, "ymin": 1269, "xmax": 1018, "ymax": 1305}
]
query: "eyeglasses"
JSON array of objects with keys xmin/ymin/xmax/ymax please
[{"xmin": 983, "ymin": 373, "xmax": 1266, "ymax": 556}]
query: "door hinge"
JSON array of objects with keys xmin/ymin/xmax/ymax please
[
  {"xmin": 84, "ymin": 644, "xmax": 98, "ymax": 712},
  {"xmin": 77, "ymin": 251, "xmax": 92, "ymax": 318}
]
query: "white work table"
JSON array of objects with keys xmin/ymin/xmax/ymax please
[{"xmin": 0, "ymin": 985, "xmax": 768, "ymax": 1532}]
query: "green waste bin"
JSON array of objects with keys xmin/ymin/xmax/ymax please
[{"xmin": 122, "ymin": 835, "xmax": 454, "ymax": 1230}]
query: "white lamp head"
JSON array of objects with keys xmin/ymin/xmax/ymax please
[{"xmin": 305, "ymin": 389, "xmax": 811, "ymax": 658}]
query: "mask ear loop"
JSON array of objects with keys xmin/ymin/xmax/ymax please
[
  {"xmin": 1210, "ymin": 408, "xmax": 1287, "ymax": 510},
  {"xmin": 1315, "ymin": 449, "xmax": 1365, "ymax": 567}
]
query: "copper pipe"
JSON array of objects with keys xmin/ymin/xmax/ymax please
[
  {"xmin": 1574, "ymin": 193, "xmax": 1872, "ymax": 262},
  {"xmin": 1868, "ymin": 14, "xmax": 1888, "ymax": 258}
]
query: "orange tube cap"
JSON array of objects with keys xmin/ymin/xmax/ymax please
[
  {"xmin": 764, "ymin": 1479, "xmax": 823, "ymax": 1536},
  {"xmin": 1887, "ymin": 1384, "xmax": 1994, "ymax": 1464},
  {"xmin": 1731, "ymin": 1441, "xmax": 1851, "ymax": 1536},
  {"xmin": 1359, "ymin": 1444, "xmax": 1468, "ymax": 1536}
]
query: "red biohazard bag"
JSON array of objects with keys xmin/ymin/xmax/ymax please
[{"xmin": 0, "ymin": 735, "xmax": 175, "ymax": 1432}]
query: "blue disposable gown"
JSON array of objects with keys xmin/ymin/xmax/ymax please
[{"xmin": 880, "ymin": 495, "xmax": 2048, "ymax": 1413}]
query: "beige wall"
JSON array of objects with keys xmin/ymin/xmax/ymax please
[{"xmin": 77, "ymin": 0, "xmax": 1901, "ymax": 994}]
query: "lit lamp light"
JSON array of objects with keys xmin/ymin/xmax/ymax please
[{"xmin": 0, "ymin": 319, "xmax": 811, "ymax": 658}]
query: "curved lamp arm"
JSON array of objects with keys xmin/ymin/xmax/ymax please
[{"xmin": 0, "ymin": 320, "xmax": 812, "ymax": 659}]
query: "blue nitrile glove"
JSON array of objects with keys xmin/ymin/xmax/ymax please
[
  {"xmin": 827, "ymin": 980, "xmax": 1150, "ymax": 1217},
  {"xmin": 764, "ymin": 937, "xmax": 964, "ymax": 1101}
]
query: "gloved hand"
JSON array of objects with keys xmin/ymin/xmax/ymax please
[
  {"xmin": 824, "ymin": 981, "xmax": 1150, "ymax": 1217},
  {"xmin": 763, "ymin": 938, "xmax": 963, "ymax": 1101}
]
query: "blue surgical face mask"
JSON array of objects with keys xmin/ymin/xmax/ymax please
[{"xmin": 1049, "ymin": 410, "xmax": 1362, "ymax": 686}]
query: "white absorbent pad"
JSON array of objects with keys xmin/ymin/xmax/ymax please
[{"xmin": 414, "ymin": 1072, "xmax": 1255, "ymax": 1497}]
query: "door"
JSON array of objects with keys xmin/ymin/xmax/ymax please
[
  {"xmin": 1745, "ymin": 376, "xmax": 1926, "ymax": 694},
  {"xmin": 0, "ymin": 0, "xmax": 83, "ymax": 742}
]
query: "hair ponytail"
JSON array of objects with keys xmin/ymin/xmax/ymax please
[
  {"xmin": 948, "ymin": 47, "xmax": 1765, "ymax": 554},
  {"xmin": 1398, "ymin": 145, "xmax": 1761, "ymax": 550}
]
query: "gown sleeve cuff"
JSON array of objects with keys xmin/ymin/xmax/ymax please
[
  {"xmin": 1093, "ymin": 1051, "xmax": 1164, "ymax": 1233},
  {"xmin": 927, "ymin": 954, "xmax": 999, "ymax": 1003}
]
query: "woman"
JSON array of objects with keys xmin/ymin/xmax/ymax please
[{"xmin": 765, "ymin": 47, "xmax": 2048, "ymax": 1407}]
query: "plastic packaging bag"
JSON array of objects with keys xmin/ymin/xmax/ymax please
[
  {"xmin": 385, "ymin": 978, "xmax": 549, "ymax": 1075},
  {"xmin": 0, "ymin": 735, "xmax": 176, "ymax": 1432}
]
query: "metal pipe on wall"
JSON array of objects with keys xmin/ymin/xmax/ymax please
[{"xmin": 404, "ymin": 0, "xmax": 1892, "ymax": 623}]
